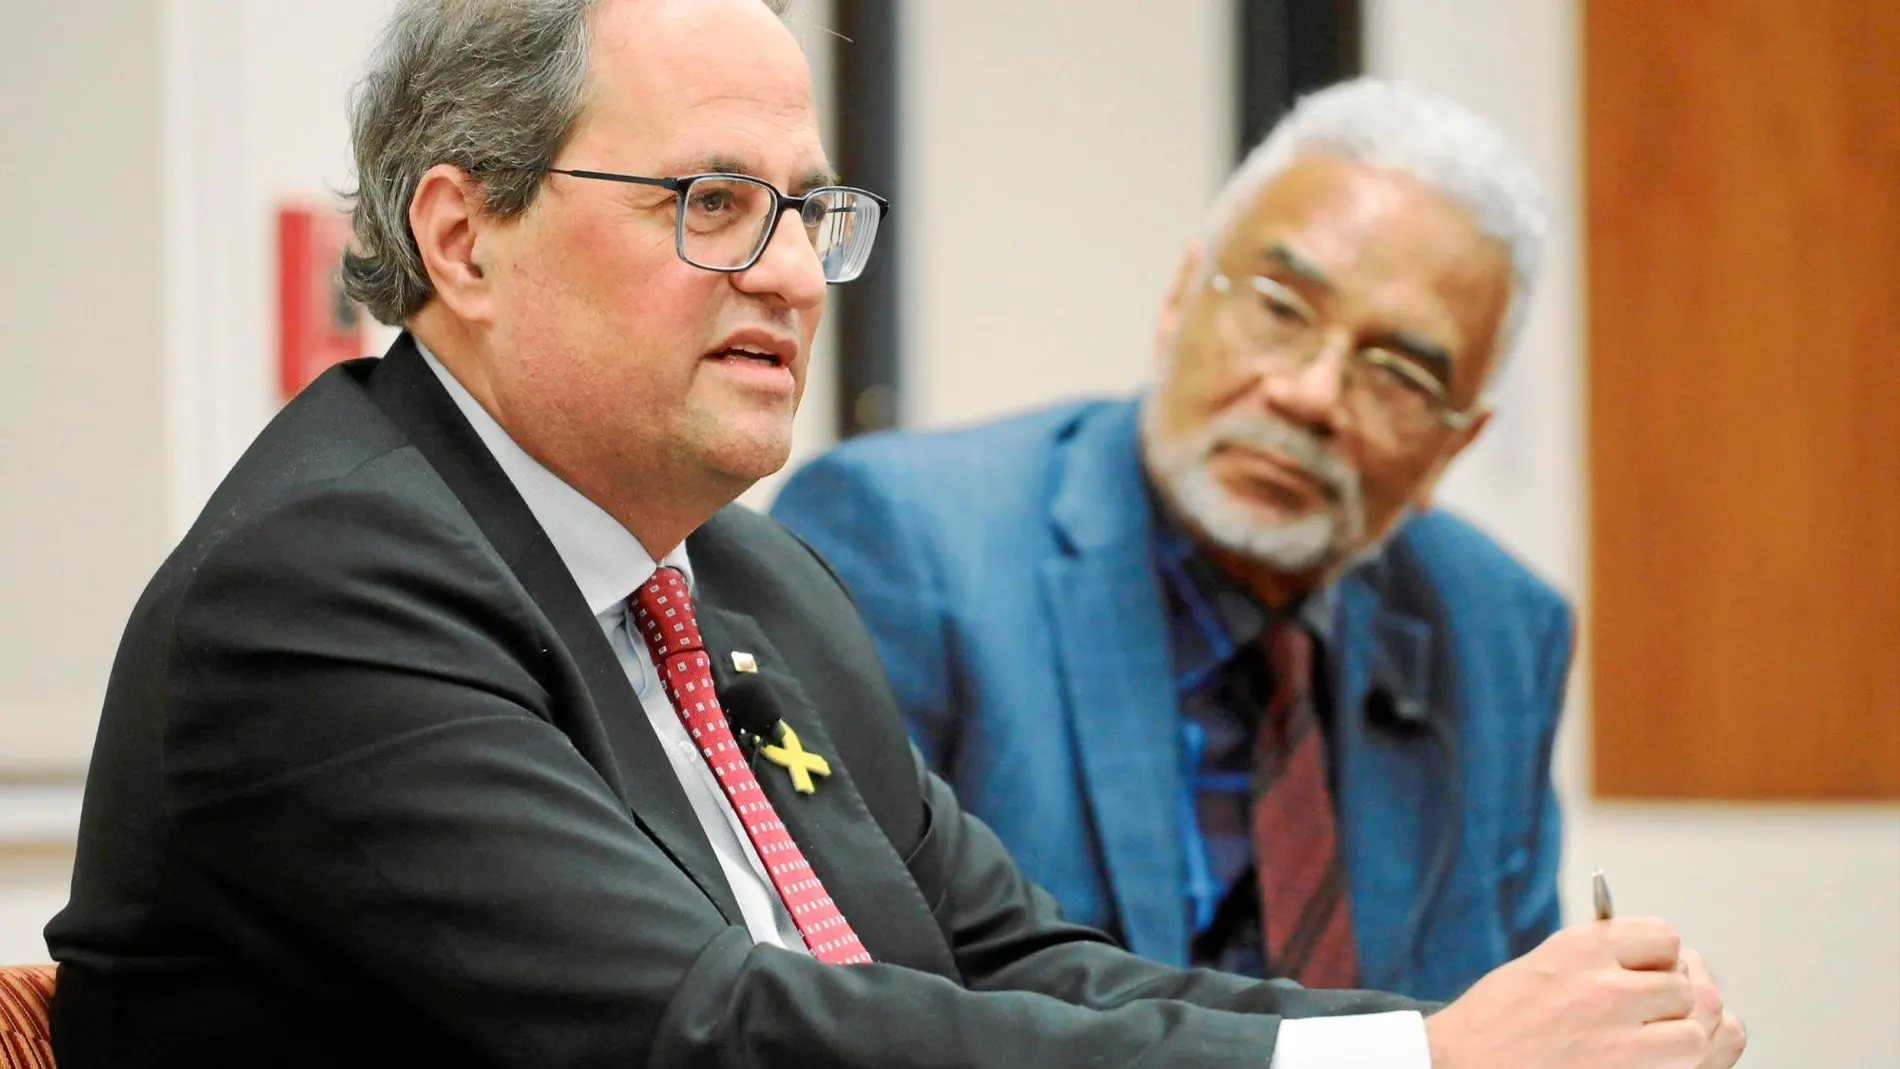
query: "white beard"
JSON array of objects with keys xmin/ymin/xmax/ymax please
[{"xmin": 1141, "ymin": 400, "xmax": 1369, "ymax": 573}]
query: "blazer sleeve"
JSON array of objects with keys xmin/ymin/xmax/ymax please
[
  {"xmin": 167, "ymin": 461, "xmax": 1424, "ymax": 1069},
  {"xmin": 1504, "ymin": 597, "xmax": 1575, "ymax": 955},
  {"xmin": 901, "ymin": 747, "xmax": 1434, "ymax": 1023},
  {"xmin": 771, "ymin": 451, "xmax": 960, "ymax": 768}
]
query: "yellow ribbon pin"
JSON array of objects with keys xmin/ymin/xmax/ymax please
[{"xmin": 760, "ymin": 724, "xmax": 831, "ymax": 794}]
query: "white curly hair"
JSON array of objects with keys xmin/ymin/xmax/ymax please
[{"xmin": 1205, "ymin": 76, "xmax": 1549, "ymax": 381}]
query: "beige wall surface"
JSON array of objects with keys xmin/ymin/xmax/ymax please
[
  {"xmin": 0, "ymin": 846, "xmax": 72, "ymax": 964},
  {"xmin": 899, "ymin": 0, "xmax": 1233, "ymax": 427},
  {"xmin": 0, "ymin": 1, "xmax": 169, "ymax": 777}
]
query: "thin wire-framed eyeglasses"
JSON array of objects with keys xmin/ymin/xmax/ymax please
[
  {"xmin": 547, "ymin": 168, "xmax": 890, "ymax": 283},
  {"xmin": 1209, "ymin": 272, "xmax": 1478, "ymax": 435}
]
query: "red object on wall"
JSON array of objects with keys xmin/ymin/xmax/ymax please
[{"xmin": 277, "ymin": 203, "xmax": 366, "ymax": 402}]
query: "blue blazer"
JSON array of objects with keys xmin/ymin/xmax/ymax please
[{"xmin": 772, "ymin": 398, "xmax": 1572, "ymax": 1000}]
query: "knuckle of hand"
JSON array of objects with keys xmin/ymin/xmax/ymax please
[
  {"xmin": 1649, "ymin": 1017, "xmax": 1708, "ymax": 1060},
  {"xmin": 1682, "ymin": 1020, "xmax": 1713, "ymax": 1058},
  {"xmin": 1570, "ymin": 922, "xmax": 1604, "ymax": 953},
  {"xmin": 1588, "ymin": 977, "xmax": 1629, "ymax": 1018},
  {"xmin": 1702, "ymin": 983, "xmax": 1725, "ymax": 1016},
  {"xmin": 1640, "ymin": 915, "xmax": 1677, "ymax": 936}
]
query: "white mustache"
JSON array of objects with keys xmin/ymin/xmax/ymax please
[{"xmin": 1199, "ymin": 411, "xmax": 1357, "ymax": 498}]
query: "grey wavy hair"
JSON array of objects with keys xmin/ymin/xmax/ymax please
[
  {"xmin": 1206, "ymin": 76, "xmax": 1549, "ymax": 380},
  {"xmin": 341, "ymin": 0, "xmax": 791, "ymax": 325}
]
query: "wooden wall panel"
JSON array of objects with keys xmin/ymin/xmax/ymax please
[{"xmin": 1586, "ymin": 0, "xmax": 1900, "ymax": 799}]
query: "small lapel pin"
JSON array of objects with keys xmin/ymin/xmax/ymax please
[
  {"xmin": 761, "ymin": 724, "xmax": 831, "ymax": 794},
  {"xmin": 730, "ymin": 651, "xmax": 759, "ymax": 674}
]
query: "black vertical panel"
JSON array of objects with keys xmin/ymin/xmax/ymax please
[
  {"xmin": 1236, "ymin": 0, "xmax": 1363, "ymax": 161},
  {"xmin": 831, "ymin": 0, "xmax": 901, "ymax": 437}
]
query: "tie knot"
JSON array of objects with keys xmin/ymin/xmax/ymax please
[
  {"xmin": 1263, "ymin": 617, "xmax": 1313, "ymax": 694},
  {"xmin": 630, "ymin": 566, "xmax": 703, "ymax": 659}
]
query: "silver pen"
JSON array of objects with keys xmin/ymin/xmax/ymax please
[{"xmin": 1592, "ymin": 868, "xmax": 1615, "ymax": 921}]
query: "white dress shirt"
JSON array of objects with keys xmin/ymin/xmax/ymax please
[{"xmin": 417, "ymin": 343, "xmax": 1429, "ymax": 1067}]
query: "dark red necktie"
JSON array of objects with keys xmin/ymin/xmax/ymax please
[
  {"xmin": 629, "ymin": 567, "xmax": 871, "ymax": 965},
  {"xmin": 1251, "ymin": 618, "xmax": 1359, "ymax": 987}
]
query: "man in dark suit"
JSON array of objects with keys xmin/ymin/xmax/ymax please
[
  {"xmin": 46, "ymin": 3, "xmax": 1743, "ymax": 1067},
  {"xmin": 773, "ymin": 79, "xmax": 1567, "ymax": 1000}
]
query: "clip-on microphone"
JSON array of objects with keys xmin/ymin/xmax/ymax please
[
  {"xmin": 1364, "ymin": 677, "xmax": 1430, "ymax": 730},
  {"xmin": 714, "ymin": 666, "xmax": 789, "ymax": 771}
]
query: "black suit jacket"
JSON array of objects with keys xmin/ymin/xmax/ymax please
[{"xmin": 46, "ymin": 337, "xmax": 1423, "ymax": 1068}]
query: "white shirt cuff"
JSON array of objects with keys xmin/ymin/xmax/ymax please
[{"xmin": 1267, "ymin": 1011, "xmax": 1431, "ymax": 1069}]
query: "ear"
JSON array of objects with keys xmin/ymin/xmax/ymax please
[
  {"xmin": 1152, "ymin": 240, "xmax": 1205, "ymax": 371},
  {"xmin": 1410, "ymin": 405, "xmax": 1491, "ymax": 510},
  {"xmin": 409, "ymin": 163, "xmax": 501, "ymax": 323}
]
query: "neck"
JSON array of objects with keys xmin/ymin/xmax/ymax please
[
  {"xmin": 588, "ymin": 477, "xmax": 742, "ymax": 564},
  {"xmin": 409, "ymin": 309, "xmax": 495, "ymax": 412},
  {"xmin": 1205, "ymin": 544, "xmax": 1325, "ymax": 609},
  {"xmin": 407, "ymin": 310, "xmax": 740, "ymax": 563}
]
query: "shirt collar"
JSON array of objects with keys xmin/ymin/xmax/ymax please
[
  {"xmin": 415, "ymin": 337, "xmax": 691, "ymax": 615},
  {"xmin": 1147, "ymin": 477, "xmax": 1337, "ymax": 646}
]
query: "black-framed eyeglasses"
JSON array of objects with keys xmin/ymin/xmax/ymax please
[{"xmin": 547, "ymin": 168, "xmax": 890, "ymax": 283}]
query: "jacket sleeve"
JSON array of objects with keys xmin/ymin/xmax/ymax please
[
  {"xmin": 167, "ymin": 458, "xmax": 1424, "ymax": 1069},
  {"xmin": 654, "ymin": 744, "xmax": 1431, "ymax": 1069},
  {"xmin": 900, "ymin": 747, "xmax": 1433, "ymax": 1023},
  {"xmin": 770, "ymin": 450, "xmax": 961, "ymax": 769}
]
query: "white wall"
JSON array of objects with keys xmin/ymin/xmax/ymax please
[
  {"xmin": 164, "ymin": 0, "xmax": 400, "ymax": 541},
  {"xmin": 1363, "ymin": 2, "xmax": 1900, "ymax": 1066},
  {"xmin": 0, "ymin": 0, "xmax": 168, "ymax": 961},
  {"xmin": 0, "ymin": 849, "xmax": 72, "ymax": 965},
  {"xmin": 0, "ymin": 787, "xmax": 82, "ymax": 963},
  {"xmin": 899, "ymin": 0, "xmax": 1233, "ymax": 426},
  {"xmin": 0, "ymin": 1, "xmax": 169, "ymax": 777}
]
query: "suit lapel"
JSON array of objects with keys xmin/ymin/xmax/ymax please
[
  {"xmin": 1042, "ymin": 402, "xmax": 1187, "ymax": 964},
  {"xmin": 695, "ymin": 603, "xmax": 962, "ymax": 980},
  {"xmin": 365, "ymin": 335, "xmax": 743, "ymax": 925},
  {"xmin": 512, "ymin": 541, "xmax": 745, "ymax": 925},
  {"xmin": 1328, "ymin": 569, "xmax": 1454, "ymax": 992}
]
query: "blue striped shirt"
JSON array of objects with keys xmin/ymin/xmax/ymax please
[{"xmin": 1149, "ymin": 494, "xmax": 1336, "ymax": 975}]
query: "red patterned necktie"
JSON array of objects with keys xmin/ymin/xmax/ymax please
[
  {"xmin": 629, "ymin": 567, "xmax": 871, "ymax": 965},
  {"xmin": 1251, "ymin": 618, "xmax": 1359, "ymax": 987}
]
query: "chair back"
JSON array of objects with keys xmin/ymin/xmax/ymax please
[{"xmin": 0, "ymin": 965, "xmax": 56, "ymax": 1069}]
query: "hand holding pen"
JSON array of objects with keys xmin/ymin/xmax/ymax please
[{"xmin": 1422, "ymin": 867, "xmax": 1745, "ymax": 1068}]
